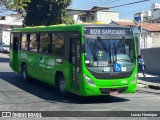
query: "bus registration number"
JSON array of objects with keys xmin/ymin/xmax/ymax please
[{"xmin": 109, "ymin": 90, "xmax": 119, "ymax": 95}]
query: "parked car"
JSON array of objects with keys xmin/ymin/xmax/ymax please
[
  {"xmin": 0, "ymin": 42, "xmax": 4, "ymax": 46},
  {"xmin": 0, "ymin": 44, "xmax": 10, "ymax": 53},
  {"xmin": 0, "ymin": 44, "xmax": 3, "ymax": 52}
]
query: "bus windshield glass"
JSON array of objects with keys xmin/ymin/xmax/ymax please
[{"xmin": 85, "ymin": 37, "xmax": 136, "ymax": 73}]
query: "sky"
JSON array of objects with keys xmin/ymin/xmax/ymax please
[
  {"xmin": 69, "ymin": 0, "xmax": 160, "ymax": 19},
  {"xmin": 0, "ymin": 0, "xmax": 159, "ymax": 19}
]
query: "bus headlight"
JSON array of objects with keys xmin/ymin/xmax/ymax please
[
  {"xmin": 131, "ymin": 74, "xmax": 137, "ymax": 84},
  {"xmin": 84, "ymin": 75, "xmax": 96, "ymax": 86}
]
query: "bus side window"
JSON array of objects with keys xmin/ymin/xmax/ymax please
[
  {"xmin": 29, "ymin": 34, "xmax": 38, "ymax": 52},
  {"xmin": 39, "ymin": 33, "xmax": 49, "ymax": 54},
  {"xmin": 48, "ymin": 33, "xmax": 52, "ymax": 54},
  {"xmin": 20, "ymin": 33, "xmax": 28, "ymax": 51},
  {"xmin": 51, "ymin": 33, "xmax": 65, "ymax": 56}
]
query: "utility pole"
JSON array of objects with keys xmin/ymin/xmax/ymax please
[{"xmin": 139, "ymin": 11, "xmax": 142, "ymax": 55}]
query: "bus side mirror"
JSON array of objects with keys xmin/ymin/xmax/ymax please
[{"xmin": 81, "ymin": 43, "xmax": 85, "ymax": 53}]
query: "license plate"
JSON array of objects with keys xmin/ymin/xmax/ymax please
[{"xmin": 109, "ymin": 91, "xmax": 119, "ymax": 95}]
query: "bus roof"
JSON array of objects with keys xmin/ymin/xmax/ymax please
[{"xmin": 11, "ymin": 24, "xmax": 131, "ymax": 33}]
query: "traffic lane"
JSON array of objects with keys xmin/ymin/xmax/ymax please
[
  {"xmin": 0, "ymin": 71, "xmax": 160, "ymax": 111},
  {"xmin": 0, "ymin": 54, "xmax": 129, "ymax": 106},
  {"xmin": 0, "ymin": 54, "xmax": 129, "ymax": 111},
  {"xmin": 0, "ymin": 71, "xmax": 129, "ymax": 103},
  {"xmin": 0, "ymin": 57, "xmax": 9, "ymax": 63},
  {"xmin": 0, "ymin": 53, "xmax": 11, "ymax": 73},
  {"xmin": 0, "ymin": 53, "xmax": 160, "ymax": 112}
]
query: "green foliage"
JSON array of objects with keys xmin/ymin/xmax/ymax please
[
  {"xmin": 63, "ymin": 16, "xmax": 75, "ymax": 24},
  {"xmin": 23, "ymin": 0, "xmax": 72, "ymax": 26},
  {"xmin": 2, "ymin": 0, "xmax": 72, "ymax": 26},
  {"xmin": 1, "ymin": 0, "xmax": 30, "ymax": 13}
]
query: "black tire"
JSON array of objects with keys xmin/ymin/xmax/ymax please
[
  {"xmin": 57, "ymin": 75, "xmax": 67, "ymax": 96},
  {"xmin": 22, "ymin": 64, "xmax": 29, "ymax": 81}
]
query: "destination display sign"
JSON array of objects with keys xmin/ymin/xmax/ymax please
[{"xmin": 84, "ymin": 27, "xmax": 132, "ymax": 36}]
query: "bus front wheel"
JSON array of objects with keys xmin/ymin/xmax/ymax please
[
  {"xmin": 22, "ymin": 65, "xmax": 29, "ymax": 81},
  {"xmin": 57, "ymin": 75, "xmax": 67, "ymax": 96}
]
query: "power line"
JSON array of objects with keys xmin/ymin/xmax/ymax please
[
  {"xmin": 70, "ymin": 0, "xmax": 119, "ymax": 10},
  {"xmin": 117, "ymin": 6, "xmax": 152, "ymax": 20},
  {"xmin": 70, "ymin": 0, "xmax": 150, "ymax": 10},
  {"xmin": 69, "ymin": 0, "xmax": 152, "ymax": 21},
  {"xmin": 69, "ymin": 0, "xmax": 108, "ymax": 8},
  {"xmin": 68, "ymin": 0, "xmax": 152, "ymax": 22},
  {"xmin": 119, "ymin": 7, "xmax": 150, "ymax": 18},
  {"xmin": 106, "ymin": 6, "xmax": 151, "ymax": 22},
  {"xmin": 110, "ymin": 0, "xmax": 150, "ymax": 8}
]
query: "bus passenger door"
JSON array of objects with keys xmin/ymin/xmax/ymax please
[
  {"xmin": 71, "ymin": 38, "xmax": 81, "ymax": 92},
  {"xmin": 10, "ymin": 34, "xmax": 19, "ymax": 72}
]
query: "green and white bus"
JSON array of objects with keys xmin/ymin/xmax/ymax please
[{"xmin": 10, "ymin": 24, "xmax": 138, "ymax": 96}]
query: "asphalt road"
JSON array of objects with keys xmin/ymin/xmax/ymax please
[{"xmin": 0, "ymin": 53, "xmax": 160, "ymax": 120}]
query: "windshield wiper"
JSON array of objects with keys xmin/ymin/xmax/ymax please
[
  {"xmin": 97, "ymin": 36, "xmax": 112, "ymax": 63},
  {"xmin": 113, "ymin": 42, "xmax": 117, "ymax": 63}
]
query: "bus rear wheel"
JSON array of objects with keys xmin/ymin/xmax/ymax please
[
  {"xmin": 22, "ymin": 64, "xmax": 29, "ymax": 81},
  {"xmin": 57, "ymin": 75, "xmax": 67, "ymax": 96}
]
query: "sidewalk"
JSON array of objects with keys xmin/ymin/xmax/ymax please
[{"xmin": 138, "ymin": 73, "xmax": 160, "ymax": 90}]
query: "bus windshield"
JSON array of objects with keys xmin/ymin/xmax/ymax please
[{"xmin": 85, "ymin": 37, "xmax": 136, "ymax": 73}]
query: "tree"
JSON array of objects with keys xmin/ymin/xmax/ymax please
[
  {"xmin": 63, "ymin": 15, "xmax": 75, "ymax": 24},
  {"xmin": 1, "ymin": 0, "xmax": 73, "ymax": 26},
  {"xmin": 23, "ymin": 0, "xmax": 72, "ymax": 26},
  {"xmin": 1, "ymin": 0, "xmax": 30, "ymax": 13}
]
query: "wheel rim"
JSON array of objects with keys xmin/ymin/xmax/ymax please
[{"xmin": 59, "ymin": 80, "xmax": 65, "ymax": 93}]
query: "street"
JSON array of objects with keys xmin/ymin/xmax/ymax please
[{"xmin": 0, "ymin": 53, "xmax": 160, "ymax": 119}]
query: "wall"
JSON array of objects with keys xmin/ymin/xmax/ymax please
[
  {"xmin": 141, "ymin": 48, "xmax": 160, "ymax": 75},
  {"xmin": 67, "ymin": 10, "xmax": 119, "ymax": 24},
  {"xmin": 2, "ymin": 31, "xmax": 10, "ymax": 45},
  {"xmin": 0, "ymin": 14, "xmax": 22, "ymax": 45},
  {"xmin": 67, "ymin": 10, "xmax": 83, "ymax": 23},
  {"xmin": 141, "ymin": 32, "xmax": 160, "ymax": 49},
  {"xmin": 141, "ymin": 33, "xmax": 152, "ymax": 48},
  {"xmin": 152, "ymin": 3, "xmax": 160, "ymax": 9},
  {"xmin": 96, "ymin": 11, "xmax": 119, "ymax": 24},
  {"xmin": 0, "ymin": 14, "xmax": 23, "ymax": 26},
  {"xmin": 152, "ymin": 9, "xmax": 160, "ymax": 20},
  {"xmin": 151, "ymin": 33, "xmax": 160, "ymax": 48}
]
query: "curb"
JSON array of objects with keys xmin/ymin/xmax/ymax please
[
  {"xmin": 138, "ymin": 80, "xmax": 160, "ymax": 90},
  {"xmin": 148, "ymin": 85, "xmax": 160, "ymax": 90},
  {"xmin": 137, "ymin": 83, "xmax": 148, "ymax": 88}
]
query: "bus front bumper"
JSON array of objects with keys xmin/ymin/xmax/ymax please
[{"xmin": 80, "ymin": 82, "xmax": 137, "ymax": 96}]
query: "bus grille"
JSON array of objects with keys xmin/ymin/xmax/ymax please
[{"xmin": 99, "ymin": 87, "xmax": 128, "ymax": 94}]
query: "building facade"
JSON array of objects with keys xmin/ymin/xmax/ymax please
[
  {"xmin": 0, "ymin": 7, "xmax": 119, "ymax": 44},
  {"xmin": 134, "ymin": 3, "xmax": 160, "ymax": 23},
  {"xmin": 110, "ymin": 21, "xmax": 160, "ymax": 49},
  {"xmin": 0, "ymin": 14, "xmax": 22, "ymax": 44},
  {"xmin": 67, "ymin": 6, "xmax": 119, "ymax": 24}
]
